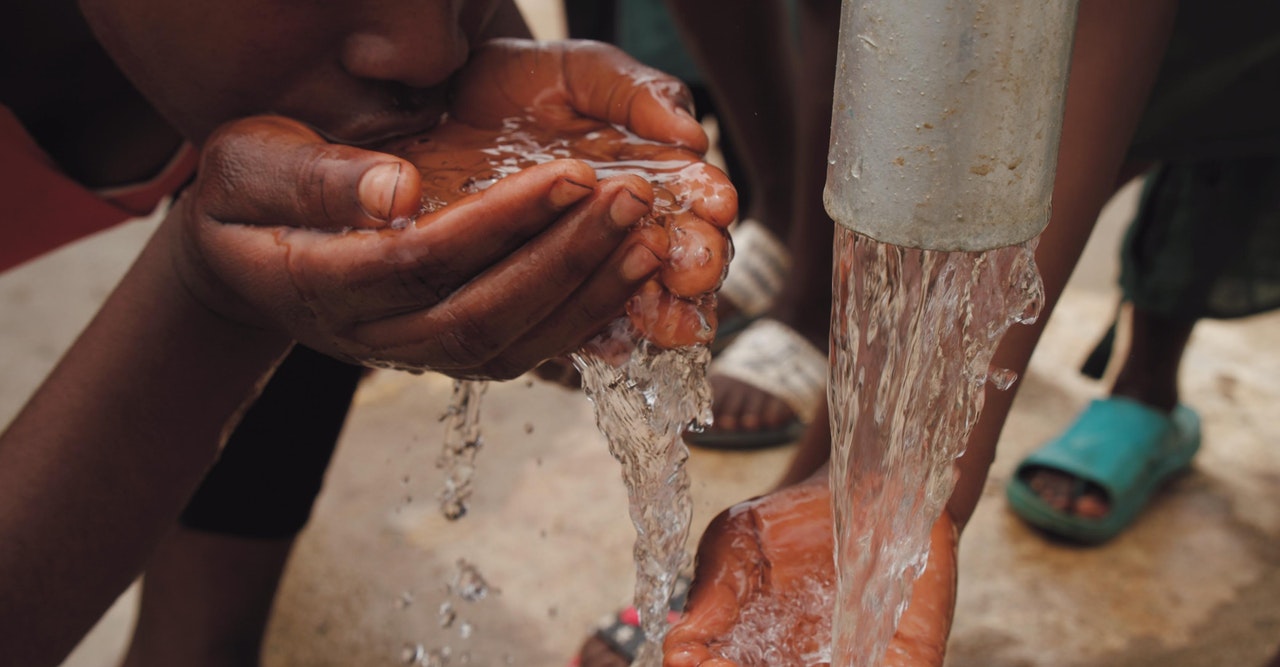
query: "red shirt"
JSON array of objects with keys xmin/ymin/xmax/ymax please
[{"xmin": 0, "ymin": 105, "xmax": 199, "ymax": 272}]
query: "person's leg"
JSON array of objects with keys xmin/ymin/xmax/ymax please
[
  {"xmin": 689, "ymin": 0, "xmax": 841, "ymax": 443},
  {"xmin": 663, "ymin": 0, "xmax": 797, "ymax": 237},
  {"xmin": 120, "ymin": 346, "xmax": 363, "ymax": 667},
  {"xmin": 119, "ymin": 531, "xmax": 294, "ymax": 667},
  {"xmin": 562, "ymin": 0, "xmax": 617, "ymax": 43},
  {"xmin": 1111, "ymin": 309, "xmax": 1195, "ymax": 411}
]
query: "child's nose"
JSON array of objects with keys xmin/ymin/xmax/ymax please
[{"xmin": 340, "ymin": 7, "xmax": 469, "ymax": 89}]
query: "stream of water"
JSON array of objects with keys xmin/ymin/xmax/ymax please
[
  {"xmin": 574, "ymin": 332, "xmax": 712, "ymax": 667},
  {"xmin": 399, "ymin": 113, "xmax": 724, "ymax": 666},
  {"xmin": 438, "ymin": 380, "xmax": 488, "ymax": 520},
  {"xmin": 828, "ymin": 227, "xmax": 1042, "ymax": 666}
]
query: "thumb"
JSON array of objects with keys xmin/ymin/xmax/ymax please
[{"xmin": 196, "ymin": 115, "xmax": 423, "ymax": 231}]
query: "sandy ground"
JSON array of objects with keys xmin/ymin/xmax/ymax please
[{"xmin": 3, "ymin": 2, "xmax": 1275, "ymax": 666}]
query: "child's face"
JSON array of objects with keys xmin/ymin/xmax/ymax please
[{"xmin": 79, "ymin": 0, "xmax": 507, "ymax": 144}]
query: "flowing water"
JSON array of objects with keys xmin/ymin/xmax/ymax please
[
  {"xmin": 401, "ymin": 109, "xmax": 1040, "ymax": 666},
  {"xmin": 828, "ymin": 227, "xmax": 1041, "ymax": 666},
  {"xmin": 382, "ymin": 113, "xmax": 726, "ymax": 665},
  {"xmin": 573, "ymin": 325, "xmax": 713, "ymax": 667},
  {"xmin": 438, "ymin": 380, "xmax": 488, "ymax": 520}
]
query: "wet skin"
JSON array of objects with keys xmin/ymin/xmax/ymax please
[
  {"xmin": 663, "ymin": 473, "xmax": 956, "ymax": 667},
  {"xmin": 1, "ymin": 6, "xmax": 732, "ymax": 660},
  {"xmin": 170, "ymin": 39, "xmax": 726, "ymax": 378},
  {"xmin": 380, "ymin": 79, "xmax": 737, "ymax": 349}
]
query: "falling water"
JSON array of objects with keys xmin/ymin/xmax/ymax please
[
  {"xmin": 828, "ymin": 227, "xmax": 1042, "ymax": 666},
  {"xmin": 573, "ymin": 326, "xmax": 713, "ymax": 667},
  {"xmin": 438, "ymin": 380, "xmax": 488, "ymax": 520},
  {"xmin": 378, "ymin": 112, "xmax": 725, "ymax": 666}
]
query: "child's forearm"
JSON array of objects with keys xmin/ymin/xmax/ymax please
[{"xmin": 0, "ymin": 213, "xmax": 292, "ymax": 665}]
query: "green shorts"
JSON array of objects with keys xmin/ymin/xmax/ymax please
[{"xmin": 1120, "ymin": 3, "xmax": 1280, "ymax": 319}]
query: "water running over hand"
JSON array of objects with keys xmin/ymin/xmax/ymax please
[{"xmin": 828, "ymin": 228, "xmax": 1041, "ymax": 667}]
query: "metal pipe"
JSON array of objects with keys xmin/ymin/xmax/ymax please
[{"xmin": 824, "ymin": 0, "xmax": 1079, "ymax": 252}]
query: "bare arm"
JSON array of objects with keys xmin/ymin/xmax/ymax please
[
  {"xmin": 0, "ymin": 39, "xmax": 724, "ymax": 663},
  {"xmin": 0, "ymin": 214, "xmax": 291, "ymax": 665}
]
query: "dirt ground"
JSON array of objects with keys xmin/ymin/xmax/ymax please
[{"xmin": 4, "ymin": 2, "xmax": 1275, "ymax": 666}]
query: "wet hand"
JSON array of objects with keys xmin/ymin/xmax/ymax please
[
  {"xmin": 409, "ymin": 40, "xmax": 738, "ymax": 349},
  {"xmin": 450, "ymin": 38, "xmax": 709, "ymax": 153},
  {"xmin": 176, "ymin": 116, "xmax": 664, "ymax": 379},
  {"xmin": 663, "ymin": 476, "xmax": 957, "ymax": 667}
]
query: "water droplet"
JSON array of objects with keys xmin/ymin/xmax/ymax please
[
  {"xmin": 988, "ymin": 367, "xmax": 1018, "ymax": 391},
  {"xmin": 451, "ymin": 559, "xmax": 491, "ymax": 602},
  {"xmin": 438, "ymin": 601, "xmax": 456, "ymax": 628},
  {"xmin": 395, "ymin": 591, "xmax": 414, "ymax": 609},
  {"xmin": 424, "ymin": 647, "xmax": 452, "ymax": 667},
  {"xmin": 400, "ymin": 642, "xmax": 424, "ymax": 664},
  {"xmin": 457, "ymin": 621, "xmax": 473, "ymax": 639}
]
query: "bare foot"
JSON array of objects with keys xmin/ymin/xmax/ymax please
[
  {"xmin": 693, "ymin": 319, "xmax": 827, "ymax": 447},
  {"xmin": 705, "ymin": 375, "xmax": 799, "ymax": 435},
  {"xmin": 1022, "ymin": 468, "xmax": 1110, "ymax": 519}
]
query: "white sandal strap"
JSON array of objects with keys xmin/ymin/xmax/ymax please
[
  {"xmin": 710, "ymin": 319, "xmax": 827, "ymax": 422},
  {"xmin": 719, "ymin": 219, "xmax": 790, "ymax": 318}
]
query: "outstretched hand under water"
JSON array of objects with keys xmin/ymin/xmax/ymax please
[{"xmin": 663, "ymin": 472, "xmax": 957, "ymax": 667}]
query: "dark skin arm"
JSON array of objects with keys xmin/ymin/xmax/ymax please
[{"xmin": 0, "ymin": 36, "xmax": 717, "ymax": 664}]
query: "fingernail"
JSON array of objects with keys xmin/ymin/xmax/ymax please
[
  {"xmin": 610, "ymin": 188, "xmax": 651, "ymax": 227},
  {"xmin": 620, "ymin": 244, "xmax": 661, "ymax": 282},
  {"xmin": 549, "ymin": 177, "xmax": 594, "ymax": 209},
  {"xmin": 358, "ymin": 163, "xmax": 402, "ymax": 221}
]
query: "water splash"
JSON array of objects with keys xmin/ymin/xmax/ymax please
[
  {"xmin": 573, "ymin": 327, "xmax": 712, "ymax": 667},
  {"xmin": 828, "ymin": 228, "xmax": 1041, "ymax": 666},
  {"xmin": 394, "ymin": 112, "xmax": 723, "ymax": 664},
  {"xmin": 449, "ymin": 558, "xmax": 494, "ymax": 602},
  {"xmin": 437, "ymin": 381, "xmax": 488, "ymax": 520},
  {"xmin": 718, "ymin": 575, "xmax": 835, "ymax": 667}
]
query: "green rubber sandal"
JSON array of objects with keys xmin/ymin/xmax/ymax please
[{"xmin": 1006, "ymin": 396, "xmax": 1201, "ymax": 544}]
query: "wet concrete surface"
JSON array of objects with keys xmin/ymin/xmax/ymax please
[{"xmin": 4, "ymin": 4, "xmax": 1274, "ymax": 666}]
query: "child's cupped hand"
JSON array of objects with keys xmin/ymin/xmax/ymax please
[
  {"xmin": 170, "ymin": 40, "xmax": 734, "ymax": 379},
  {"xmin": 173, "ymin": 115, "xmax": 661, "ymax": 378},
  {"xmin": 436, "ymin": 38, "xmax": 738, "ymax": 351}
]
